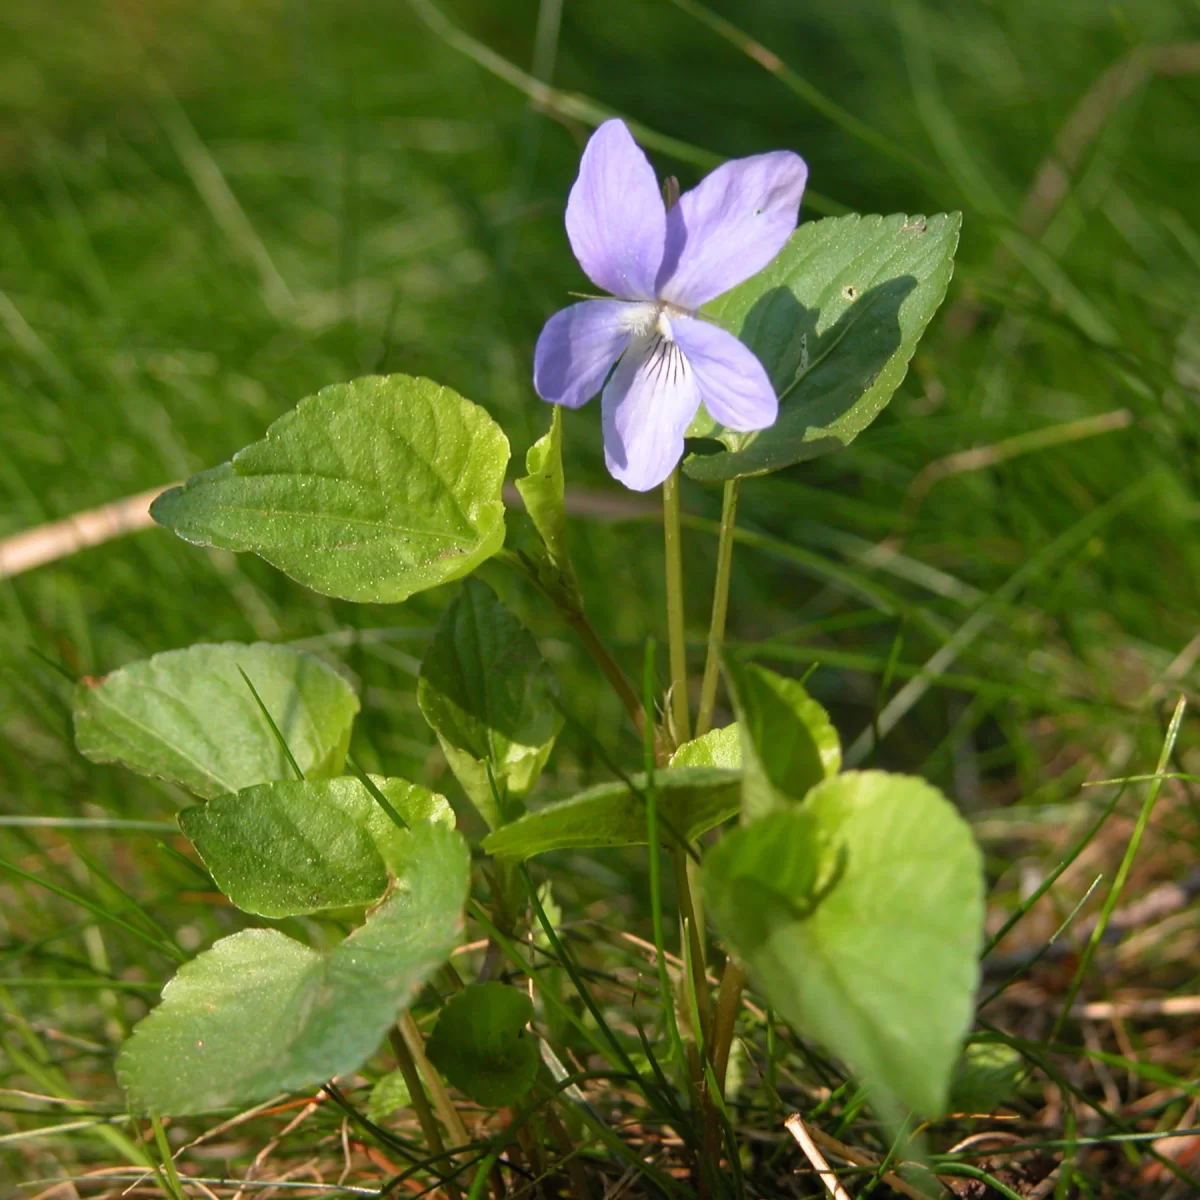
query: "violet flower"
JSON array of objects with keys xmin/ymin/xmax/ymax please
[{"xmin": 534, "ymin": 119, "xmax": 807, "ymax": 491}]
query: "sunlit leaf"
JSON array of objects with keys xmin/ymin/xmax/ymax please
[
  {"xmin": 703, "ymin": 770, "xmax": 983, "ymax": 1118},
  {"xmin": 151, "ymin": 374, "xmax": 509, "ymax": 603},
  {"xmin": 483, "ymin": 767, "xmax": 740, "ymax": 860},
  {"xmin": 724, "ymin": 660, "xmax": 839, "ymax": 822},
  {"xmin": 74, "ymin": 642, "xmax": 359, "ymax": 800},
  {"xmin": 178, "ymin": 776, "xmax": 453, "ymax": 917},
  {"xmin": 515, "ymin": 406, "xmax": 577, "ymax": 594},
  {"xmin": 119, "ymin": 822, "xmax": 469, "ymax": 1115},
  {"xmin": 669, "ymin": 723, "xmax": 741, "ymax": 769}
]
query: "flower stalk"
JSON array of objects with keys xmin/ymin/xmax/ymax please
[
  {"xmin": 662, "ymin": 469, "xmax": 691, "ymax": 746},
  {"xmin": 696, "ymin": 477, "xmax": 740, "ymax": 738}
]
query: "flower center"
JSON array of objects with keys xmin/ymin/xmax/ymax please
[{"xmin": 621, "ymin": 301, "xmax": 692, "ymax": 343}]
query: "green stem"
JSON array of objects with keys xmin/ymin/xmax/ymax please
[
  {"xmin": 662, "ymin": 469, "xmax": 691, "ymax": 745},
  {"xmin": 695, "ymin": 478, "xmax": 740, "ymax": 738},
  {"xmin": 671, "ymin": 847, "xmax": 712, "ymax": 1044},
  {"xmin": 498, "ymin": 548, "xmax": 646, "ymax": 733},
  {"xmin": 560, "ymin": 604, "xmax": 646, "ymax": 733}
]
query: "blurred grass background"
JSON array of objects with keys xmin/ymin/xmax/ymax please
[{"xmin": 2, "ymin": 0, "xmax": 1199, "ymax": 1190}]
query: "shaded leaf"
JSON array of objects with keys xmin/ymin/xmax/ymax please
[
  {"xmin": 483, "ymin": 767, "xmax": 740, "ymax": 860},
  {"xmin": 119, "ymin": 822, "xmax": 469, "ymax": 1115},
  {"xmin": 151, "ymin": 375, "xmax": 509, "ymax": 603},
  {"xmin": 74, "ymin": 642, "xmax": 359, "ymax": 800},
  {"xmin": 426, "ymin": 983, "xmax": 538, "ymax": 1107},
  {"xmin": 703, "ymin": 770, "xmax": 983, "ymax": 1119},
  {"xmin": 367, "ymin": 1070, "xmax": 412, "ymax": 1123},
  {"xmin": 178, "ymin": 776, "xmax": 453, "ymax": 917},
  {"xmin": 724, "ymin": 660, "xmax": 839, "ymax": 822},
  {"xmin": 418, "ymin": 579, "xmax": 561, "ymax": 829},
  {"xmin": 949, "ymin": 1042, "xmax": 1024, "ymax": 1114},
  {"xmin": 685, "ymin": 213, "xmax": 960, "ymax": 481}
]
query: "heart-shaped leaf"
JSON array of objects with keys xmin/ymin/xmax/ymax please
[
  {"xmin": 119, "ymin": 821, "xmax": 469, "ymax": 1115},
  {"xmin": 426, "ymin": 983, "xmax": 538, "ymax": 1107},
  {"xmin": 178, "ymin": 776, "xmax": 453, "ymax": 917},
  {"xmin": 724, "ymin": 660, "xmax": 839, "ymax": 822},
  {"xmin": 685, "ymin": 213, "xmax": 960, "ymax": 481},
  {"xmin": 483, "ymin": 767, "xmax": 741, "ymax": 860},
  {"xmin": 418, "ymin": 579, "xmax": 561, "ymax": 829},
  {"xmin": 151, "ymin": 374, "xmax": 509, "ymax": 603},
  {"xmin": 74, "ymin": 642, "xmax": 359, "ymax": 799},
  {"xmin": 703, "ymin": 770, "xmax": 983, "ymax": 1118}
]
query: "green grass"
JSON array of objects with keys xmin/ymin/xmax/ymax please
[{"xmin": 2, "ymin": 0, "xmax": 1200, "ymax": 1194}]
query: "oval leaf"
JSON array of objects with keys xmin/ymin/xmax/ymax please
[
  {"xmin": 702, "ymin": 770, "xmax": 984, "ymax": 1119},
  {"xmin": 119, "ymin": 821, "xmax": 470, "ymax": 1115},
  {"xmin": 684, "ymin": 213, "xmax": 961, "ymax": 481},
  {"xmin": 483, "ymin": 767, "xmax": 741, "ymax": 860},
  {"xmin": 418, "ymin": 579, "xmax": 561, "ymax": 829},
  {"xmin": 178, "ymin": 776, "xmax": 453, "ymax": 917},
  {"xmin": 426, "ymin": 983, "xmax": 538, "ymax": 1107},
  {"xmin": 151, "ymin": 374, "xmax": 510, "ymax": 603},
  {"xmin": 74, "ymin": 642, "xmax": 359, "ymax": 799},
  {"xmin": 724, "ymin": 660, "xmax": 839, "ymax": 822}
]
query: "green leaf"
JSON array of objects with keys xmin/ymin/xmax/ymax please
[
  {"xmin": 151, "ymin": 374, "xmax": 510, "ymax": 604},
  {"xmin": 684, "ymin": 213, "xmax": 961, "ymax": 481},
  {"xmin": 724, "ymin": 660, "xmax": 839, "ymax": 822},
  {"xmin": 426, "ymin": 983, "xmax": 538, "ymax": 1107},
  {"xmin": 119, "ymin": 821, "xmax": 469, "ymax": 1115},
  {"xmin": 702, "ymin": 770, "xmax": 984, "ymax": 1119},
  {"xmin": 74, "ymin": 642, "xmax": 359, "ymax": 800},
  {"xmin": 669, "ymin": 723, "xmax": 741, "ymax": 769},
  {"xmin": 367, "ymin": 1070, "xmax": 412, "ymax": 1123},
  {"xmin": 482, "ymin": 767, "xmax": 740, "ymax": 860},
  {"xmin": 178, "ymin": 776, "xmax": 453, "ymax": 917},
  {"xmin": 515, "ymin": 406, "xmax": 577, "ymax": 593},
  {"xmin": 418, "ymin": 579, "xmax": 562, "ymax": 829}
]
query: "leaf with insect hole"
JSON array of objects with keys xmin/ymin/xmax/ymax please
[{"xmin": 685, "ymin": 212, "xmax": 960, "ymax": 480}]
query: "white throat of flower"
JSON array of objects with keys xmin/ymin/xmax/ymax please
[{"xmin": 620, "ymin": 302, "xmax": 692, "ymax": 389}]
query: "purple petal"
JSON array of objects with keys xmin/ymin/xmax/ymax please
[
  {"xmin": 601, "ymin": 333, "xmax": 700, "ymax": 491},
  {"xmin": 566, "ymin": 120, "xmax": 666, "ymax": 301},
  {"xmin": 672, "ymin": 317, "xmax": 778, "ymax": 432},
  {"xmin": 657, "ymin": 151, "xmax": 807, "ymax": 310},
  {"xmin": 534, "ymin": 300, "xmax": 633, "ymax": 409}
]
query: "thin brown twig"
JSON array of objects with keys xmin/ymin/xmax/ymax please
[
  {"xmin": 803, "ymin": 1126, "xmax": 941, "ymax": 1200},
  {"xmin": 232, "ymin": 1097, "xmax": 324, "ymax": 1200},
  {"xmin": 784, "ymin": 1114, "xmax": 853, "ymax": 1200},
  {"xmin": 0, "ymin": 483, "xmax": 653, "ymax": 584},
  {"xmin": 0, "ymin": 488, "xmax": 165, "ymax": 580}
]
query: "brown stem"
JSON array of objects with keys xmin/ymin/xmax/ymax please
[
  {"xmin": 711, "ymin": 960, "xmax": 746, "ymax": 1093},
  {"xmin": 388, "ymin": 1025, "xmax": 464, "ymax": 1200},
  {"xmin": 398, "ymin": 1011, "xmax": 473, "ymax": 1154}
]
